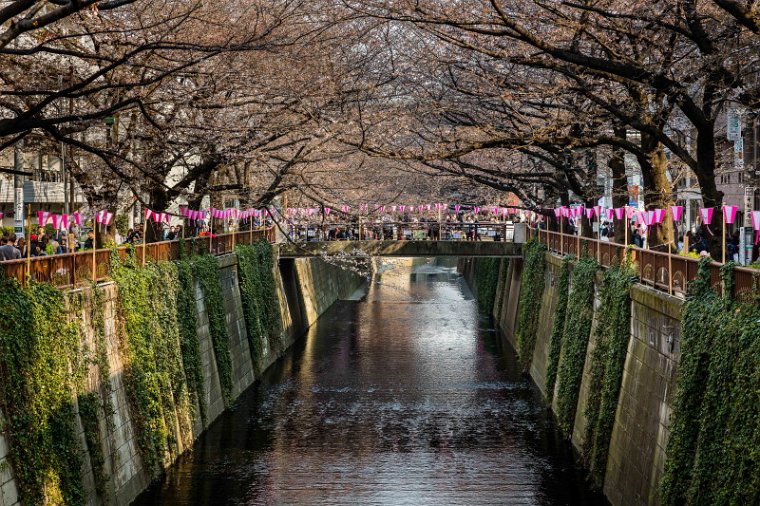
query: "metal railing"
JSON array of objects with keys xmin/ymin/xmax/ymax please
[
  {"xmin": 531, "ymin": 229, "xmax": 759, "ymax": 300},
  {"xmin": 1, "ymin": 227, "xmax": 275, "ymax": 288},
  {"xmin": 286, "ymin": 221, "xmax": 516, "ymax": 242}
]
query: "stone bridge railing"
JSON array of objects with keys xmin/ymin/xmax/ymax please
[{"xmin": 278, "ymin": 239, "xmax": 524, "ymax": 258}]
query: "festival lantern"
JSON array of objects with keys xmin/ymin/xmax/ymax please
[
  {"xmin": 722, "ymin": 205, "xmax": 739, "ymax": 263},
  {"xmin": 698, "ymin": 207, "xmax": 714, "ymax": 257},
  {"xmin": 751, "ymin": 211, "xmax": 760, "ymax": 246}
]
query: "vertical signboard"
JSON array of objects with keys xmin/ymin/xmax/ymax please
[{"xmin": 727, "ymin": 109, "xmax": 742, "ymax": 141}]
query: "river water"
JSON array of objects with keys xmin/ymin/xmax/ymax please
[{"xmin": 135, "ymin": 258, "xmax": 605, "ymax": 505}]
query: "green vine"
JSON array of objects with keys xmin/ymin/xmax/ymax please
[
  {"xmin": 515, "ymin": 237, "xmax": 547, "ymax": 370},
  {"xmin": 555, "ymin": 256, "xmax": 598, "ymax": 435},
  {"xmin": 545, "ymin": 255, "xmax": 572, "ymax": 401},
  {"xmin": 174, "ymin": 259, "xmax": 206, "ymax": 425},
  {"xmin": 111, "ymin": 255, "xmax": 193, "ymax": 477},
  {"xmin": 236, "ymin": 242, "xmax": 282, "ymax": 368},
  {"xmin": 0, "ymin": 280, "xmax": 88, "ymax": 505},
  {"xmin": 78, "ymin": 392, "xmax": 108, "ymax": 500},
  {"xmin": 661, "ymin": 258, "xmax": 760, "ymax": 505},
  {"xmin": 83, "ymin": 283, "xmax": 114, "ymax": 500},
  {"xmin": 193, "ymin": 254, "xmax": 234, "ymax": 406},
  {"xmin": 474, "ymin": 257, "xmax": 500, "ymax": 313},
  {"xmin": 581, "ymin": 260, "xmax": 634, "ymax": 487}
]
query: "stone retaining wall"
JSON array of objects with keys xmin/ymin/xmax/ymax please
[
  {"xmin": 0, "ymin": 254, "xmax": 363, "ymax": 506},
  {"xmin": 463, "ymin": 253, "xmax": 682, "ymax": 506}
]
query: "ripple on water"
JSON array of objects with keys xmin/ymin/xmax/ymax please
[{"xmin": 133, "ymin": 258, "xmax": 605, "ymax": 506}]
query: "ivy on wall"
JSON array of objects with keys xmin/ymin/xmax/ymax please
[
  {"xmin": 82, "ymin": 284, "xmax": 115, "ymax": 501},
  {"xmin": 78, "ymin": 392, "xmax": 108, "ymax": 500},
  {"xmin": 236, "ymin": 242, "xmax": 283, "ymax": 365},
  {"xmin": 581, "ymin": 260, "xmax": 634, "ymax": 488},
  {"xmin": 193, "ymin": 254, "xmax": 234, "ymax": 406},
  {"xmin": 515, "ymin": 237, "xmax": 547, "ymax": 371},
  {"xmin": 111, "ymin": 256, "xmax": 193, "ymax": 477},
  {"xmin": 661, "ymin": 259, "xmax": 760, "ymax": 505},
  {"xmin": 545, "ymin": 255, "xmax": 572, "ymax": 402},
  {"xmin": 0, "ymin": 280, "xmax": 88, "ymax": 505},
  {"xmin": 174, "ymin": 259, "xmax": 206, "ymax": 425},
  {"xmin": 555, "ymin": 256, "xmax": 597, "ymax": 435},
  {"xmin": 474, "ymin": 258, "xmax": 501, "ymax": 313},
  {"xmin": 0, "ymin": 243, "xmax": 283, "ymax": 504}
]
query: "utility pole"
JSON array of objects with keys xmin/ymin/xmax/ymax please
[{"xmin": 13, "ymin": 140, "xmax": 25, "ymax": 238}]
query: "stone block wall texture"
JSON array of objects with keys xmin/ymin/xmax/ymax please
[
  {"xmin": 464, "ymin": 252, "xmax": 683, "ymax": 506},
  {"xmin": 0, "ymin": 254, "xmax": 361, "ymax": 506}
]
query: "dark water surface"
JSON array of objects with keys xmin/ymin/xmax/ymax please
[{"xmin": 135, "ymin": 258, "xmax": 605, "ymax": 505}]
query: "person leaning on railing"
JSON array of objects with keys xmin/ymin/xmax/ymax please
[{"xmin": 0, "ymin": 235, "xmax": 22, "ymax": 261}]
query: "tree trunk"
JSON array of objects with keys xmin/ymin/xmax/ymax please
[
  {"xmin": 693, "ymin": 123, "xmax": 724, "ymax": 258},
  {"xmin": 146, "ymin": 187, "xmax": 169, "ymax": 243},
  {"xmin": 639, "ymin": 135, "xmax": 674, "ymax": 249},
  {"xmin": 609, "ymin": 127, "xmax": 629, "ymax": 244}
]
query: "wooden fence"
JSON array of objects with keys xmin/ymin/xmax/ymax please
[
  {"xmin": 533, "ymin": 229, "xmax": 759, "ymax": 300},
  {"xmin": 1, "ymin": 228, "xmax": 275, "ymax": 288}
]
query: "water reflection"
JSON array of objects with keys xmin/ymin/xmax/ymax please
[{"xmin": 135, "ymin": 258, "xmax": 604, "ymax": 505}]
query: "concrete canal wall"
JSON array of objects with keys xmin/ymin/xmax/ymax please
[
  {"xmin": 0, "ymin": 254, "xmax": 363, "ymax": 506},
  {"xmin": 462, "ymin": 253, "xmax": 682, "ymax": 506}
]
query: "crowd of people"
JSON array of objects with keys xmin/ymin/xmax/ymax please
[
  {"xmin": 0, "ymin": 213, "xmax": 276, "ymax": 262},
  {"xmin": 287, "ymin": 211, "xmax": 521, "ymax": 242},
  {"xmin": 546, "ymin": 214, "xmax": 751, "ymax": 262}
]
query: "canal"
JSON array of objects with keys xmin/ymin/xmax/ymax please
[{"xmin": 135, "ymin": 258, "xmax": 605, "ymax": 505}]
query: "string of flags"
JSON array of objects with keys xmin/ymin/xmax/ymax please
[
  {"xmin": 553, "ymin": 204, "xmax": 760, "ymax": 244},
  {"xmin": 284, "ymin": 204, "xmax": 527, "ymax": 218},
  {"xmin": 37, "ymin": 210, "xmax": 84, "ymax": 230},
  {"xmin": 177, "ymin": 206, "xmax": 271, "ymax": 222}
]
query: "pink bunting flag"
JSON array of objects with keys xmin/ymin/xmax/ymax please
[
  {"xmin": 644, "ymin": 210, "xmax": 655, "ymax": 226},
  {"xmin": 72, "ymin": 212, "xmax": 81, "ymax": 226},
  {"xmin": 594, "ymin": 205, "xmax": 603, "ymax": 218},
  {"xmin": 553, "ymin": 208, "xmax": 562, "ymax": 218},
  {"xmin": 561, "ymin": 207, "xmax": 569, "ymax": 218},
  {"xmin": 699, "ymin": 207, "xmax": 714, "ymax": 235},
  {"xmin": 96, "ymin": 210, "xmax": 113, "ymax": 225},
  {"xmin": 670, "ymin": 206, "xmax": 683, "ymax": 222},
  {"xmin": 455, "ymin": 205, "xmax": 461, "ymax": 213},
  {"xmin": 324, "ymin": 207, "xmax": 331, "ymax": 216},
  {"xmin": 653, "ymin": 208, "xmax": 666, "ymax": 224},
  {"xmin": 399, "ymin": 205, "xmax": 406, "ymax": 213},
  {"xmin": 722, "ymin": 205, "xmax": 739, "ymax": 224},
  {"xmin": 379, "ymin": 205, "xmax": 386, "ymax": 213},
  {"xmin": 751, "ymin": 211, "xmax": 760, "ymax": 244},
  {"xmin": 585, "ymin": 208, "xmax": 595, "ymax": 220},
  {"xmin": 699, "ymin": 207, "xmax": 714, "ymax": 225},
  {"xmin": 473, "ymin": 206, "xmax": 480, "ymax": 214},
  {"xmin": 501, "ymin": 208, "xmax": 509, "ymax": 216},
  {"xmin": 59, "ymin": 214, "xmax": 69, "ymax": 230},
  {"xmin": 51, "ymin": 214, "xmax": 61, "ymax": 229},
  {"xmin": 625, "ymin": 206, "xmax": 636, "ymax": 219},
  {"xmin": 37, "ymin": 210, "xmax": 50, "ymax": 227},
  {"xmin": 606, "ymin": 208, "xmax": 615, "ymax": 221}
]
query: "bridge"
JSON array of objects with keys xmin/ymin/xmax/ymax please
[{"xmin": 278, "ymin": 239, "xmax": 523, "ymax": 258}]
